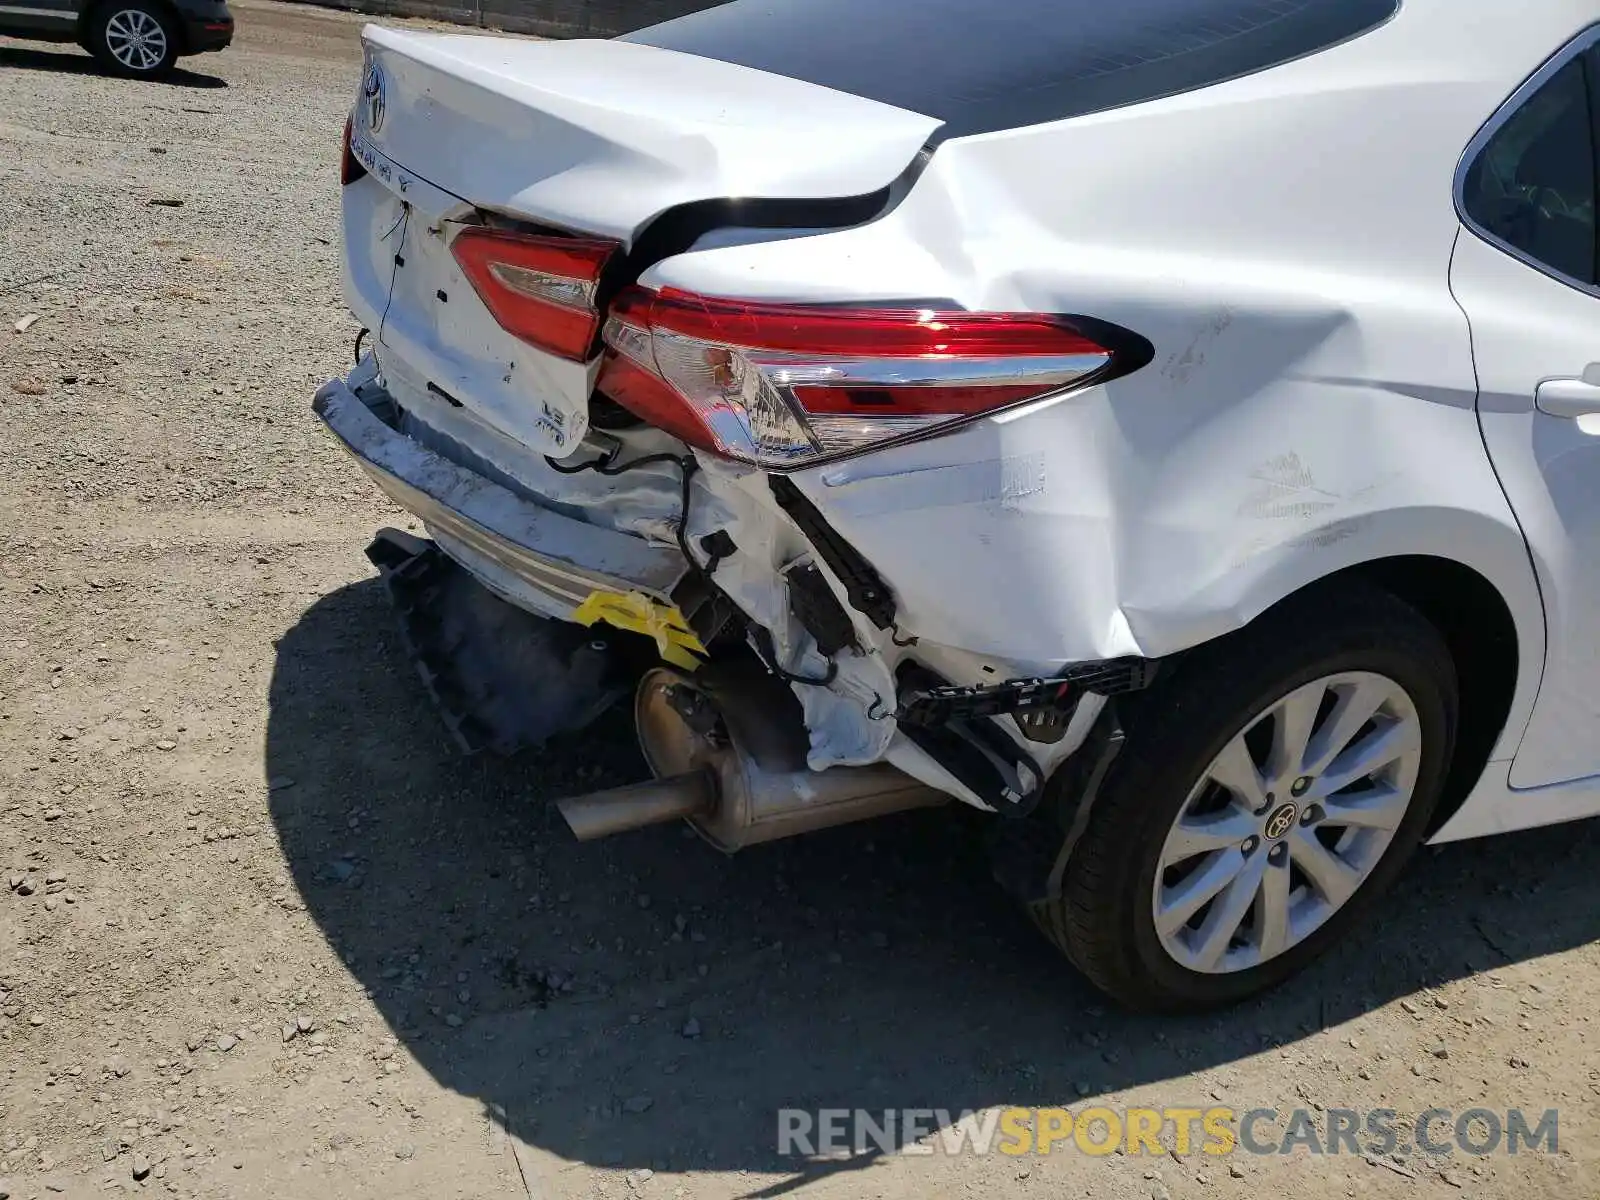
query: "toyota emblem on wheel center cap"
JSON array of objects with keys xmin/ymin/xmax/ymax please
[{"xmin": 1264, "ymin": 802, "xmax": 1299, "ymax": 841}]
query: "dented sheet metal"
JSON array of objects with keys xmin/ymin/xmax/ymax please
[
  {"xmin": 355, "ymin": 26, "xmax": 941, "ymax": 243},
  {"xmin": 381, "ymin": 355, "xmax": 687, "ymax": 547},
  {"xmin": 686, "ymin": 459, "xmax": 900, "ymax": 773},
  {"xmin": 314, "ymin": 364, "xmax": 688, "ymax": 622},
  {"xmin": 322, "ymin": 3, "xmax": 1558, "ymax": 826},
  {"xmin": 629, "ymin": 10, "xmax": 1550, "ymax": 810},
  {"xmin": 815, "ymin": 454, "xmax": 1051, "ymax": 519},
  {"xmin": 644, "ymin": 51, "xmax": 1543, "ymax": 697}
]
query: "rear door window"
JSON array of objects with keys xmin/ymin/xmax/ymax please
[
  {"xmin": 1461, "ymin": 50, "xmax": 1598, "ymax": 287},
  {"xmin": 629, "ymin": 0, "xmax": 1401, "ymax": 141}
]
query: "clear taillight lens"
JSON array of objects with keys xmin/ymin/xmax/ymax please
[
  {"xmin": 450, "ymin": 227, "xmax": 619, "ymax": 362},
  {"xmin": 598, "ymin": 288, "xmax": 1123, "ymax": 469}
]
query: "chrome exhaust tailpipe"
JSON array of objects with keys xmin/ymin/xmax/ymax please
[
  {"xmin": 554, "ymin": 667, "xmax": 947, "ymax": 850},
  {"xmin": 557, "ymin": 770, "xmax": 715, "ymax": 842}
]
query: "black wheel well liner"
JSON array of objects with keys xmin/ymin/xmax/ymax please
[
  {"xmin": 1264, "ymin": 555, "xmax": 1521, "ymax": 835},
  {"xmin": 993, "ymin": 553, "xmax": 1521, "ymax": 908}
]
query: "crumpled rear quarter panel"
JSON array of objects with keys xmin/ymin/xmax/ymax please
[{"xmin": 649, "ymin": 1, "xmax": 1546, "ymax": 770}]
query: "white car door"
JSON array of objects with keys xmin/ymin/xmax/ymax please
[{"xmin": 1451, "ymin": 31, "xmax": 1600, "ymax": 788}]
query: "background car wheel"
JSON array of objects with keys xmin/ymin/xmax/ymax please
[
  {"xmin": 89, "ymin": 1, "xmax": 179, "ymax": 78},
  {"xmin": 1031, "ymin": 582, "xmax": 1458, "ymax": 1013}
]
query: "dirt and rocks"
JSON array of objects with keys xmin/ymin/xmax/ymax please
[{"xmin": 2, "ymin": 4, "xmax": 1600, "ymax": 1198}]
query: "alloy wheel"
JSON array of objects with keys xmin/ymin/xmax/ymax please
[
  {"xmin": 1151, "ymin": 671, "xmax": 1423, "ymax": 974},
  {"xmin": 104, "ymin": 9, "xmax": 169, "ymax": 73}
]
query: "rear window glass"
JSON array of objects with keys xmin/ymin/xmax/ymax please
[{"xmin": 628, "ymin": 0, "xmax": 1401, "ymax": 141}]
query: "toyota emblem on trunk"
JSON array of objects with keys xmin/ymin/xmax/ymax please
[{"xmin": 362, "ymin": 59, "xmax": 387, "ymax": 133}]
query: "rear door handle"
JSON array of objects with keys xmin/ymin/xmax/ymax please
[{"xmin": 1536, "ymin": 365, "xmax": 1600, "ymax": 418}]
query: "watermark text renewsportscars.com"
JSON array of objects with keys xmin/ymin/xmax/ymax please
[{"xmin": 778, "ymin": 1106, "xmax": 1558, "ymax": 1159}]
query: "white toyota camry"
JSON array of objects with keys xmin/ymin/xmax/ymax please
[{"xmin": 316, "ymin": 0, "xmax": 1600, "ymax": 1011}]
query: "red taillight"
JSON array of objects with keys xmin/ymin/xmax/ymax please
[
  {"xmin": 451, "ymin": 227, "xmax": 619, "ymax": 362},
  {"xmin": 597, "ymin": 288, "xmax": 1122, "ymax": 469},
  {"xmin": 595, "ymin": 352, "xmax": 721, "ymax": 449},
  {"xmin": 341, "ymin": 115, "xmax": 365, "ymax": 186}
]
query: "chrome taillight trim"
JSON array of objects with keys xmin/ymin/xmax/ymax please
[{"xmin": 746, "ymin": 349, "xmax": 1112, "ymax": 390}]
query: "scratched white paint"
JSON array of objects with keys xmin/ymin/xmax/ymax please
[
  {"xmin": 328, "ymin": 1, "xmax": 1600, "ymax": 843},
  {"xmin": 641, "ymin": 0, "xmax": 1571, "ymax": 839}
]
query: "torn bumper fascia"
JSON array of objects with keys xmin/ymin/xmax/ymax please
[
  {"xmin": 681, "ymin": 456, "xmax": 1104, "ymax": 803},
  {"xmin": 313, "ymin": 360, "xmax": 688, "ymax": 623},
  {"xmin": 313, "ymin": 359, "xmax": 1081, "ymax": 810}
]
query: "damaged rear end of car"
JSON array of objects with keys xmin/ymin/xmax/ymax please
[
  {"xmin": 318, "ymin": 18, "xmax": 1163, "ymax": 852},
  {"xmin": 315, "ymin": 0, "xmax": 1544, "ymax": 1014}
]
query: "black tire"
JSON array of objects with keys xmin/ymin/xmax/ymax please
[
  {"xmin": 88, "ymin": 1, "xmax": 179, "ymax": 78},
  {"xmin": 1031, "ymin": 582, "xmax": 1457, "ymax": 1013}
]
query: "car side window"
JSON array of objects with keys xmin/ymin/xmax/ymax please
[{"xmin": 1462, "ymin": 53, "xmax": 1597, "ymax": 286}]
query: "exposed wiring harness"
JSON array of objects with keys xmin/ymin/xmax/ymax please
[
  {"xmin": 544, "ymin": 447, "xmax": 687, "ymax": 477},
  {"xmin": 673, "ymin": 455, "xmax": 700, "ymax": 573},
  {"xmin": 546, "ymin": 445, "xmax": 704, "ymax": 618}
]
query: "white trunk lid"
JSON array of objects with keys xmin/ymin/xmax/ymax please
[
  {"xmin": 352, "ymin": 25, "xmax": 941, "ymax": 240},
  {"xmin": 346, "ymin": 26, "xmax": 939, "ymax": 459}
]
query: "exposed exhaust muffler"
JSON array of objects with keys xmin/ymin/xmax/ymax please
[
  {"xmin": 557, "ymin": 667, "xmax": 946, "ymax": 850},
  {"xmin": 555, "ymin": 770, "xmax": 716, "ymax": 841}
]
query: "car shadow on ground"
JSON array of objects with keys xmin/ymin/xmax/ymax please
[
  {"xmin": 266, "ymin": 577, "xmax": 1600, "ymax": 1189},
  {"xmin": 0, "ymin": 44, "xmax": 227, "ymax": 86}
]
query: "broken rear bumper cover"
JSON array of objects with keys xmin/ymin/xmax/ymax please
[
  {"xmin": 312, "ymin": 363, "xmax": 1156, "ymax": 812},
  {"xmin": 312, "ymin": 371, "xmax": 687, "ymax": 623}
]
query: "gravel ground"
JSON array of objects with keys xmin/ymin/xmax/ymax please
[{"xmin": 3, "ymin": 5, "xmax": 1600, "ymax": 1198}]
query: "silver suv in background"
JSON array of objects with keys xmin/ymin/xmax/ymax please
[{"xmin": 0, "ymin": 0, "xmax": 233, "ymax": 77}]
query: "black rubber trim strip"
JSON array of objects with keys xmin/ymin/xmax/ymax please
[
  {"xmin": 768, "ymin": 475, "xmax": 896, "ymax": 630},
  {"xmin": 897, "ymin": 657, "xmax": 1160, "ymax": 727},
  {"xmin": 895, "ymin": 660, "xmax": 1046, "ymax": 817}
]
